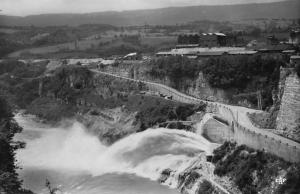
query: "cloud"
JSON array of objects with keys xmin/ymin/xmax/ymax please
[{"xmin": 0, "ymin": 0, "xmax": 284, "ymax": 16}]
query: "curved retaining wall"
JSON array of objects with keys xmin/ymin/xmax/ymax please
[
  {"xmin": 202, "ymin": 118, "xmax": 233, "ymax": 144},
  {"xmin": 219, "ymin": 105, "xmax": 300, "ymax": 163},
  {"xmin": 93, "ymin": 70, "xmax": 300, "ymax": 163}
]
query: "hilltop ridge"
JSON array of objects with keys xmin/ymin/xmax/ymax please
[{"xmin": 0, "ymin": 0, "xmax": 299, "ymax": 26}]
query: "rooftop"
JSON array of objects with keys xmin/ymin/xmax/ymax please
[
  {"xmin": 157, "ymin": 47, "xmax": 247, "ymax": 56},
  {"xmin": 201, "ymin": 32, "xmax": 226, "ymax": 36},
  {"xmin": 290, "ymin": 55, "xmax": 300, "ymax": 59},
  {"xmin": 228, "ymin": 50, "xmax": 258, "ymax": 55},
  {"xmin": 124, "ymin": 52, "xmax": 137, "ymax": 58}
]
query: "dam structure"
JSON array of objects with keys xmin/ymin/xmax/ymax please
[{"xmin": 91, "ymin": 69, "xmax": 300, "ymax": 163}]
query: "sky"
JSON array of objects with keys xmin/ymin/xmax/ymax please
[{"xmin": 0, "ymin": 0, "xmax": 284, "ymax": 16}]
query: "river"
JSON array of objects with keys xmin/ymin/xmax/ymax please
[{"xmin": 14, "ymin": 113, "xmax": 217, "ymax": 194}]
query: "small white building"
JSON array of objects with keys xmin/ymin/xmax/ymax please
[
  {"xmin": 98, "ymin": 59, "xmax": 115, "ymax": 66},
  {"xmin": 123, "ymin": 52, "xmax": 138, "ymax": 60}
]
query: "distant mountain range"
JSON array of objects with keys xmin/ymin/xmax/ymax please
[{"xmin": 0, "ymin": 0, "xmax": 299, "ymax": 26}]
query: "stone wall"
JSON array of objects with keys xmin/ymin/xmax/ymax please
[
  {"xmin": 234, "ymin": 122, "xmax": 300, "ymax": 163},
  {"xmin": 202, "ymin": 118, "xmax": 233, "ymax": 143},
  {"xmin": 218, "ymin": 105, "xmax": 300, "ymax": 163},
  {"xmin": 198, "ymin": 114, "xmax": 300, "ymax": 163},
  {"xmin": 276, "ymin": 70, "xmax": 300, "ymax": 140}
]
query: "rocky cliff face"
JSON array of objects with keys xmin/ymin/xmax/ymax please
[
  {"xmin": 276, "ymin": 69, "xmax": 300, "ymax": 141},
  {"xmin": 26, "ymin": 64, "xmax": 202, "ymax": 145},
  {"xmin": 102, "ymin": 62, "xmax": 261, "ymax": 108},
  {"xmin": 158, "ymin": 154, "xmax": 222, "ymax": 194},
  {"xmin": 78, "ymin": 107, "xmax": 139, "ymax": 145},
  {"xmin": 181, "ymin": 72, "xmax": 228, "ymax": 103},
  {"xmin": 100, "ymin": 62, "xmax": 229, "ymax": 102}
]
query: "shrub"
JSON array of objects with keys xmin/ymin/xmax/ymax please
[
  {"xmin": 212, "ymin": 141, "xmax": 236, "ymax": 163},
  {"xmin": 277, "ymin": 163, "xmax": 300, "ymax": 194},
  {"xmin": 0, "ymin": 97, "xmax": 33, "ymax": 194},
  {"xmin": 213, "ymin": 142, "xmax": 292, "ymax": 194},
  {"xmin": 197, "ymin": 180, "xmax": 215, "ymax": 194}
]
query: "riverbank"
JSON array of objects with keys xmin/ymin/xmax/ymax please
[{"xmin": 0, "ymin": 98, "xmax": 33, "ymax": 194}]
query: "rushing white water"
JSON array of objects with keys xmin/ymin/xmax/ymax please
[{"xmin": 14, "ymin": 113, "xmax": 218, "ymax": 194}]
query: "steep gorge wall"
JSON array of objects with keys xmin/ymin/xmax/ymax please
[
  {"xmin": 100, "ymin": 63, "xmax": 228, "ymax": 101},
  {"xmin": 180, "ymin": 72, "xmax": 228, "ymax": 103},
  {"xmin": 95, "ymin": 70, "xmax": 300, "ymax": 162}
]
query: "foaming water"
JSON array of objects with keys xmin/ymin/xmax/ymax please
[{"xmin": 14, "ymin": 113, "xmax": 217, "ymax": 194}]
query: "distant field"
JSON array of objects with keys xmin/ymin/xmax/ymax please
[
  {"xmin": 7, "ymin": 35, "xmax": 177, "ymax": 58},
  {"xmin": 7, "ymin": 37, "xmax": 114, "ymax": 58},
  {"xmin": 141, "ymin": 36, "xmax": 177, "ymax": 46},
  {"xmin": 0, "ymin": 28, "xmax": 20, "ymax": 34}
]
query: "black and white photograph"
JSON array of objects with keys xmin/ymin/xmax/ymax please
[{"xmin": 0, "ymin": 0, "xmax": 299, "ymax": 194}]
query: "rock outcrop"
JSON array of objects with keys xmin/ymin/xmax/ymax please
[
  {"xmin": 100, "ymin": 62, "xmax": 229, "ymax": 102},
  {"xmin": 276, "ymin": 70, "xmax": 300, "ymax": 141},
  {"xmin": 158, "ymin": 154, "xmax": 233, "ymax": 194},
  {"xmin": 78, "ymin": 107, "xmax": 139, "ymax": 145}
]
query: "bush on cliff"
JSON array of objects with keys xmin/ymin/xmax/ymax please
[
  {"xmin": 197, "ymin": 180, "xmax": 216, "ymax": 194},
  {"xmin": 277, "ymin": 163, "xmax": 300, "ymax": 194},
  {"xmin": 0, "ymin": 97, "xmax": 33, "ymax": 194},
  {"xmin": 211, "ymin": 141, "xmax": 236, "ymax": 163},
  {"xmin": 212, "ymin": 142, "xmax": 293, "ymax": 194}
]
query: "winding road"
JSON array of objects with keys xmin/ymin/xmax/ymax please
[{"xmin": 91, "ymin": 69, "xmax": 300, "ymax": 150}]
